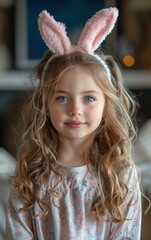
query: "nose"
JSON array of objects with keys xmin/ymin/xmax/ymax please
[{"xmin": 69, "ymin": 102, "xmax": 83, "ymax": 116}]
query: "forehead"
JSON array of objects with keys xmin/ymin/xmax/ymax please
[{"xmin": 56, "ymin": 66, "xmax": 100, "ymax": 91}]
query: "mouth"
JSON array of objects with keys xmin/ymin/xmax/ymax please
[{"xmin": 65, "ymin": 121, "xmax": 86, "ymax": 128}]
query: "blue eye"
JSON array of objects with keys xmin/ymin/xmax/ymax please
[
  {"xmin": 84, "ymin": 96, "xmax": 95, "ymax": 102},
  {"xmin": 56, "ymin": 96, "xmax": 68, "ymax": 103}
]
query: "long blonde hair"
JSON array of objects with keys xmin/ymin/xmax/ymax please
[{"xmin": 14, "ymin": 50, "xmax": 138, "ymax": 222}]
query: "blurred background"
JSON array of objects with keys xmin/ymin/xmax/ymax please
[{"xmin": 0, "ymin": 0, "xmax": 151, "ymax": 239}]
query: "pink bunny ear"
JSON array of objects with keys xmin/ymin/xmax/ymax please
[
  {"xmin": 78, "ymin": 8, "xmax": 118, "ymax": 54},
  {"xmin": 38, "ymin": 10, "xmax": 71, "ymax": 55}
]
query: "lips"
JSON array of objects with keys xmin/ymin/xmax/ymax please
[{"xmin": 65, "ymin": 121, "xmax": 86, "ymax": 128}]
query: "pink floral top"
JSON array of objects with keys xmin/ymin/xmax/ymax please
[{"xmin": 6, "ymin": 164, "xmax": 142, "ymax": 240}]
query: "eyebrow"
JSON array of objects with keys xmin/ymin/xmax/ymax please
[{"xmin": 55, "ymin": 90, "xmax": 100, "ymax": 95}]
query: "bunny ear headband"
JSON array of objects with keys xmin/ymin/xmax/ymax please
[{"xmin": 38, "ymin": 7, "xmax": 118, "ymax": 78}]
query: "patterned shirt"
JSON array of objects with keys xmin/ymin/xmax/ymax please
[{"xmin": 6, "ymin": 163, "xmax": 142, "ymax": 239}]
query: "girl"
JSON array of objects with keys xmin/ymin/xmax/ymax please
[{"xmin": 6, "ymin": 8, "xmax": 142, "ymax": 239}]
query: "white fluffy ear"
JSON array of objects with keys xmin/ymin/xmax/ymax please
[
  {"xmin": 38, "ymin": 11, "xmax": 72, "ymax": 55},
  {"xmin": 78, "ymin": 8, "xmax": 118, "ymax": 54}
]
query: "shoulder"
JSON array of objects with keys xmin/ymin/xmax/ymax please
[
  {"xmin": 8, "ymin": 183, "xmax": 25, "ymax": 211},
  {"xmin": 124, "ymin": 165, "xmax": 139, "ymax": 185},
  {"xmin": 123, "ymin": 164, "xmax": 141, "ymax": 198},
  {"xmin": 0, "ymin": 147, "xmax": 16, "ymax": 176}
]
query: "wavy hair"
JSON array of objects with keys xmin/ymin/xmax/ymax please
[{"xmin": 14, "ymin": 50, "xmax": 138, "ymax": 222}]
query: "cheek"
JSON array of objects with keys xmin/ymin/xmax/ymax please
[
  {"xmin": 87, "ymin": 104, "xmax": 104, "ymax": 123},
  {"xmin": 48, "ymin": 107, "xmax": 65, "ymax": 125},
  {"xmin": 89, "ymin": 111, "xmax": 103, "ymax": 124}
]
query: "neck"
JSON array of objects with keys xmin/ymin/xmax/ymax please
[{"xmin": 57, "ymin": 138, "xmax": 90, "ymax": 167}]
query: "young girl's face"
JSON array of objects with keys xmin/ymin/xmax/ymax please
[{"xmin": 47, "ymin": 67, "xmax": 105, "ymax": 142}]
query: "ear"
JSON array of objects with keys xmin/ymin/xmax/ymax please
[
  {"xmin": 38, "ymin": 10, "xmax": 72, "ymax": 55},
  {"xmin": 78, "ymin": 8, "xmax": 118, "ymax": 54}
]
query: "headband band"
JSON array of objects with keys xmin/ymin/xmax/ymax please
[{"xmin": 38, "ymin": 7, "xmax": 118, "ymax": 79}]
